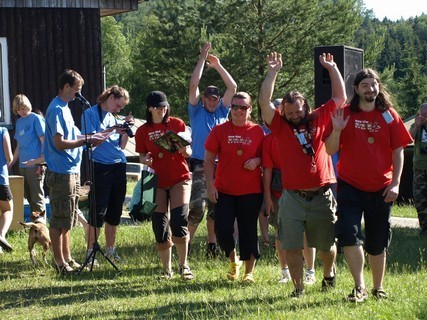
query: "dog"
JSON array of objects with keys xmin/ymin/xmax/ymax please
[{"xmin": 20, "ymin": 211, "xmax": 51, "ymax": 265}]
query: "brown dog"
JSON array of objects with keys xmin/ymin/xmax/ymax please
[{"xmin": 20, "ymin": 211, "xmax": 51, "ymax": 265}]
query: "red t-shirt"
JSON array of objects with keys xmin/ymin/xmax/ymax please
[
  {"xmin": 269, "ymin": 99, "xmax": 337, "ymax": 190},
  {"xmin": 135, "ymin": 117, "xmax": 191, "ymax": 188},
  {"xmin": 325, "ymin": 105, "xmax": 413, "ymax": 192},
  {"xmin": 205, "ymin": 121, "xmax": 264, "ymax": 196},
  {"xmin": 262, "ymin": 133, "xmax": 282, "ymax": 199}
]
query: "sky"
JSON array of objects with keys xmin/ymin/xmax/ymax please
[{"xmin": 363, "ymin": 0, "xmax": 427, "ymax": 21}]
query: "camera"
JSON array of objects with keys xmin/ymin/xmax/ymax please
[{"xmin": 117, "ymin": 121, "xmax": 134, "ymax": 138}]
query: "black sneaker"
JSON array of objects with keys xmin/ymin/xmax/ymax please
[
  {"xmin": 347, "ymin": 286, "xmax": 368, "ymax": 303},
  {"xmin": 321, "ymin": 276, "xmax": 336, "ymax": 291},
  {"xmin": 372, "ymin": 288, "xmax": 388, "ymax": 299},
  {"xmin": 290, "ymin": 289, "xmax": 305, "ymax": 299},
  {"xmin": 206, "ymin": 242, "xmax": 219, "ymax": 258}
]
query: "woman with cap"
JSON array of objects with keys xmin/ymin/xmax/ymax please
[
  {"xmin": 135, "ymin": 91, "xmax": 194, "ymax": 280},
  {"xmin": 204, "ymin": 92, "xmax": 264, "ymax": 283}
]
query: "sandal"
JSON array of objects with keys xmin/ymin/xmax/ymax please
[
  {"xmin": 57, "ymin": 263, "xmax": 75, "ymax": 275},
  {"xmin": 67, "ymin": 259, "xmax": 81, "ymax": 269},
  {"xmin": 372, "ymin": 288, "xmax": 388, "ymax": 299}
]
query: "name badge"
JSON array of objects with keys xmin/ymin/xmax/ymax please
[
  {"xmin": 382, "ymin": 110, "xmax": 394, "ymax": 124},
  {"xmin": 296, "ymin": 132, "xmax": 307, "ymax": 145}
]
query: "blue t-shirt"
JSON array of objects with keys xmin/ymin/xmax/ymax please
[
  {"xmin": 44, "ymin": 96, "xmax": 82, "ymax": 174},
  {"xmin": 0, "ymin": 127, "xmax": 9, "ymax": 185},
  {"xmin": 14, "ymin": 113, "xmax": 45, "ymax": 167},
  {"xmin": 80, "ymin": 105, "xmax": 126, "ymax": 164},
  {"xmin": 188, "ymin": 99, "xmax": 230, "ymax": 161}
]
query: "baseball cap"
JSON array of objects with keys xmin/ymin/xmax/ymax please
[
  {"xmin": 146, "ymin": 91, "xmax": 169, "ymax": 108},
  {"xmin": 203, "ymin": 86, "xmax": 221, "ymax": 98}
]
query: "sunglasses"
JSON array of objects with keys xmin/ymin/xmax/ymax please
[{"xmin": 231, "ymin": 105, "xmax": 250, "ymax": 111}]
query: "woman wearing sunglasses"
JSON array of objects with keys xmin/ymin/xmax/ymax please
[{"xmin": 204, "ymin": 92, "xmax": 264, "ymax": 283}]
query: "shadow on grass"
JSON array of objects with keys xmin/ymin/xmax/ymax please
[{"xmin": 387, "ymin": 227, "xmax": 426, "ymax": 273}]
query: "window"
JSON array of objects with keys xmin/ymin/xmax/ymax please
[{"xmin": 0, "ymin": 38, "xmax": 11, "ymax": 124}]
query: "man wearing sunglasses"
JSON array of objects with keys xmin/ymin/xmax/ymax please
[
  {"xmin": 187, "ymin": 42, "xmax": 237, "ymax": 258},
  {"xmin": 259, "ymin": 52, "xmax": 346, "ymax": 298}
]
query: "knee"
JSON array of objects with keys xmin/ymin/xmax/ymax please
[{"xmin": 188, "ymin": 206, "xmax": 204, "ymax": 226}]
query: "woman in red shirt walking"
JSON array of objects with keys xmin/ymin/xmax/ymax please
[{"xmin": 135, "ymin": 91, "xmax": 193, "ymax": 280}]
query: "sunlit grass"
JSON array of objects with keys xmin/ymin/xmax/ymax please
[{"xmin": 1, "ymin": 212, "xmax": 426, "ymax": 319}]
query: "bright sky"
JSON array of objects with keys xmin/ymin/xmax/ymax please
[{"xmin": 363, "ymin": 0, "xmax": 427, "ymax": 20}]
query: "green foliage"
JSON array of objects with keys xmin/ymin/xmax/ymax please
[{"xmin": 100, "ymin": 2, "xmax": 427, "ymax": 123}]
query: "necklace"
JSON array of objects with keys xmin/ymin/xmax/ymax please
[
  {"xmin": 230, "ymin": 122, "xmax": 244, "ymax": 156},
  {"xmin": 366, "ymin": 110, "xmax": 377, "ymax": 144}
]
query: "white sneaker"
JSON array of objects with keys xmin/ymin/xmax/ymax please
[
  {"xmin": 304, "ymin": 270, "xmax": 316, "ymax": 285},
  {"xmin": 278, "ymin": 268, "xmax": 291, "ymax": 284},
  {"xmin": 105, "ymin": 251, "xmax": 124, "ymax": 263}
]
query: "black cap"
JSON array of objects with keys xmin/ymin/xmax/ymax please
[
  {"xmin": 146, "ymin": 91, "xmax": 169, "ymax": 108},
  {"xmin": 203, "ymin": 86, "xmax": 220, "ymax": 98}
]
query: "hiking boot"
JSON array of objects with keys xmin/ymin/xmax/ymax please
[
  {"xmin": 206, "ymin": 242, "xmax": 219, "ymax": 258},
  {"xmin": 278, "ymin": 268, "xmax": 291, "ymax": 284},
  {"xmin": 242, "ymin": 273, "xmax": 254, "ymax": 283},
  {"xmin": 347, "ymin": 286, "xmax": 368, "ymax": 303},
  {"xmin": 227, "ymin": 260, "xmax": 243, "ymax": 281},
  {"xmin": 0, "ymin": 235, "xmax": 13, "ymax": 252},
  {"xmin": 290, "ymin": 289, "xmax": 305, "ymax": 299},
  {"xmin": 372, "ymin": 288, "xmax": 388, "ymax": 299},
  {"xmin": 321, "ymin": 276, "xmax": 336, "ymax": 291},
  {"xmin": 304, "ymin": 270, "xmax": 316, "ymax": 285}
]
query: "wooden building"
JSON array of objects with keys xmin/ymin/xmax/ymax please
[{"xmin": 0, "ymin": 0, "xmax": 142, "ymax": 128}]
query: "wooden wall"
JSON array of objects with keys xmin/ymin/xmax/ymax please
[
  {"xmin": 0, "ymin": 0, "xmax": 141, "ymax": 17},
  {"xmin": 0, "ymin": 8, "xmax": 103, "ymax": 127}
]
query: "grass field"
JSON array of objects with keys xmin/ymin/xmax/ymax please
[{"xmin": 0, "ymin": 205, "xmax": 425, "ymax": 319}]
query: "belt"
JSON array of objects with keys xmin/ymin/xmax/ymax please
[
  {"xmin": 190, "ymin": 158, "xmax": 204, "ymax": 166},
  {"xmin": 291, "ymin": 186, "xmax": 330, "ymax": 202}
]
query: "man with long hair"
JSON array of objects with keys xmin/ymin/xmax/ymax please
[{"xmin": 325, "ymin": 68, "xmax": 412, "ymax": 302}]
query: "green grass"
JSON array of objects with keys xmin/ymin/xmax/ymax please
[
  {"xmin": 1, "ymin": 210, "xmax": 426, "ymax": 319},
  {"xmin": 393, "ymin": 204, "xmax": 418, "ymax": 218}
]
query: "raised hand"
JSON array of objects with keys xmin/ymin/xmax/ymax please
[
  {"xmin": 319, "ymin": 53, "xmax": 337, "ymax": 70},
  {"xmin": 206, "ymin": 54, "xmax": 220, "ymax": 68},
  {"xmin": 199, "ymin": 42, "xmax": 211, "ymax": 61},
  {"xmin": 267, "ymin": 52, "xmax": 282, "ymax": 72},
  {"xmin": 330, "ymin": 107, "xmax": 349, "ymax": 132}
]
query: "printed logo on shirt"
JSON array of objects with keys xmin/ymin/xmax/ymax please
[
  {"xmin": 354, "ymin": 119, "xmax": 380, "ymax": 133},
  {"xmin": 227, "ymin": 135, "xmax": 252, "ymax": 145},
  {"xmin": 148, "ymin": 130, "xmax": 164, "ymax": 141}
]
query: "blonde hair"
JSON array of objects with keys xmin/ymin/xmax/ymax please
[{"xmin": 12, "ymin": 94, "xmax": 32, "ymax": 115}]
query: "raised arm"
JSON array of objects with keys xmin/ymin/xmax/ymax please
[
  {"xmin": 325, "ymin": 108, "xmax": 349, "ymax": 155},
  {"xmin": 189, "ymin": 43, "xmax": 211, "ymax": 106},
  {"xmin": 206, "ymin": 54, "xmax": 237, "ymax": 107},
  {"xmin": 319, "ymin": 53, "xmax": 346, "ymax": 107},
  {"xmin": 259, "ymin": 52, "xmax": 282, "ymax": 125}
]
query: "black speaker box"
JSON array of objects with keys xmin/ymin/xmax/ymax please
[{"xmin": 314, "ymin": 45, "xmax": 364, "ymax": 107}]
